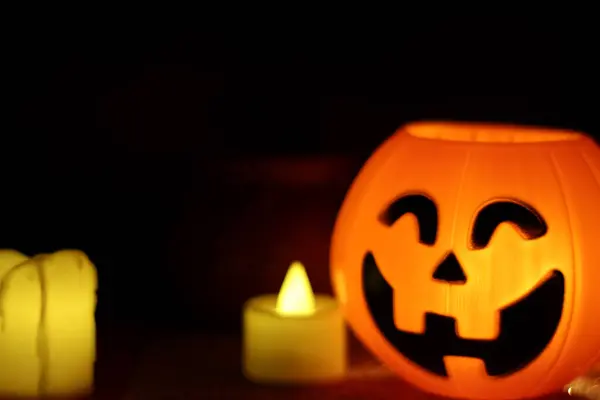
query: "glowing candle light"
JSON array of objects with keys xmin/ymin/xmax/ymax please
[
  {"xmin": 243, "ymin": 261, "xmax": 347, "ymax": 384},
  {"xmin": 0, "ymin": 249, "xmax": 97, "ymax": 398},
  {"xmin": 275, "ymin": 261, "xmax": 316, "ymax": 316}
]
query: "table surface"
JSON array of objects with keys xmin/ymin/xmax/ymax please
[{"xmin": 87, "ymin": 329, "xmax": 583, "ymax": 400}]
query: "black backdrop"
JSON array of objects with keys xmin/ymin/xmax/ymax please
[{"xmin": 3, "ymin": 22, "xmax": 597, "ymax": 330}]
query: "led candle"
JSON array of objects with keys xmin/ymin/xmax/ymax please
[
  {"xmin": 0, "ymin": 249, "xmax": 97, "ymax": 398},
  {"xmin": 243, "ymin": 261, "xmax": 347, "ymax": 384}
]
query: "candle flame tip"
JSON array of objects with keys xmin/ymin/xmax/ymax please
[{"xmin": 275, "ymin": 261, "xmax": 315, "ymax": 316}]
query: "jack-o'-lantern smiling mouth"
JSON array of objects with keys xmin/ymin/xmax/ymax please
[{"xmin": 363, "ymin": 252, "xmax": 565, "ymax": 377}]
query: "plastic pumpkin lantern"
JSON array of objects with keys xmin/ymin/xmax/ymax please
[{"xmin": 331, "ymin": 122, "xmax": 600, "ymax": 399}]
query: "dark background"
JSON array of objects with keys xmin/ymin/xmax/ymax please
[{"xmin": 3, "ymin": 23, "xmax": 597, "ymax": 333}]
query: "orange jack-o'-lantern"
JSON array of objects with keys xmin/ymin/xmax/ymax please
[{"xmin": 331, "ymin": 122, "xmax": 600, "ymax": 399}]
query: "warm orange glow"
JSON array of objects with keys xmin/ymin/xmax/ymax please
[
  {"xmin": 406, "ymin": 121, "xmax": 583, "ymax": 143},
  {"xmin": 331, "ymin": 121, "xmax": 600, "ymax": 400},
  {"xmin": 275, "ymin": 261, "xmax": 315, "ymax": 316},
  {"xmin": 0, "ymin": 249, "xmax": 96, "ymax": 398}
]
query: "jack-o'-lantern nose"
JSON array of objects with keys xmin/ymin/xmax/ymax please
[{"xmin": 432, "ymin": 252, "xmax": 467, "ymax": 284}]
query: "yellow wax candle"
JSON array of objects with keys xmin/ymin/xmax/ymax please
[
  {"xmin": 0, "ymin": 249, "xmax": 97, "ymax": 398},
  {"xmin": 243, "ymin": 261, "xmax": 347, "ymax": 384}
]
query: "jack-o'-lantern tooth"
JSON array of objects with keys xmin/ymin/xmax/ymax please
[
  {"xmin": 455, "ymin": 310, "xmax": 500, "ymax": 341},
  {"xmin": 393, "ymin": 294, "xmax": 426, "ymax": 334}
]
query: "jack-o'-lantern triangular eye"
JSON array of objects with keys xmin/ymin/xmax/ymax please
[
  {"xmin": 470, "ymin": 200, "xmax": 547, "ymax": 250},
  {"xmin": 379, "ymin": 194, "xmax": 438, "ymax": 246}
]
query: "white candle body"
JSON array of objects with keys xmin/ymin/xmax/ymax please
[
  {"xmin": 0, "ymin": 250, "xmax": 97, "ymax": 398},
  {"xmin": 243, "ymin": 294, "xmax": 346, "ymax": 384}
]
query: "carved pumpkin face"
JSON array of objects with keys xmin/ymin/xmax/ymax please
[{"xmin": 331, "ymin": 122, "xmax": 600, "ymax": 399}]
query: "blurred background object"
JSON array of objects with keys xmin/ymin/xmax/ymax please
[{"xmin": 564, "ymin": 363, "xmax": 600, "ymax": 400}]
